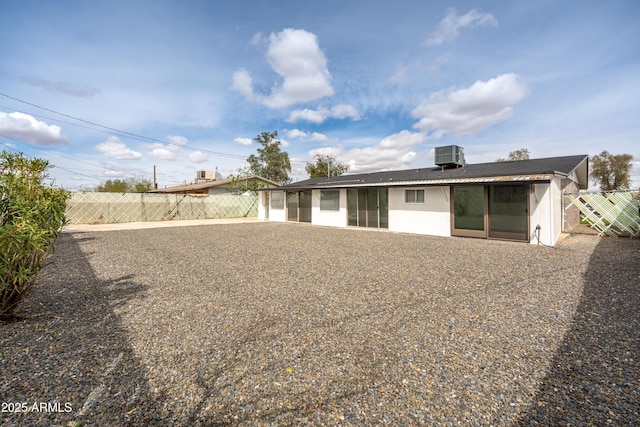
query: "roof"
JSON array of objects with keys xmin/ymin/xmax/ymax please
[
  {"xmin": 265, "ymin": 155, "xmax": 589, "ymax": 191},
  {"xmin": 150, "ymin": 175, "xmax": 280, "ymax": 193}
]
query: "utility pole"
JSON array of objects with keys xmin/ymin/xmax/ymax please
[{"xmin": 153, "ymin": 165, "xmax": 158, "ymax": 190}]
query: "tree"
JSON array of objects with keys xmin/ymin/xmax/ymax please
[
  {"xmin": 227, "ymin": 166, "xmax": 268, "ymax": 193},
  {"xmin": 246, "ymin": 131, "xmax": 291, "ymax": 185},
  {"xmin": 590, "ymin": 151, "xmax": 633, "ymax": 190},
  {"xmin": 496, "ymin": 148, "xmax": 530, "ymax": 162},
  {"xmin": 95, "ymin": 177, "xmax": 153, "ymax": 193},
  {"xmin": 305, "ymin": 154, "xmax": 350, "ymax": 178}
]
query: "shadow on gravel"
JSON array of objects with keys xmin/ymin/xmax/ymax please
[
  {"xmin": 517, "ymin": 237, "xmax": 640, "ymax": 426},
  {"xmin": 0, "ymin": 233, "xmax": 166, "ymax": 426}
]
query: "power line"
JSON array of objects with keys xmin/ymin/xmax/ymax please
[
  {"xmin": 0, "ymin": 92, "xmax": 248, "ymax": 160},
  {"xmin": 0, "ymin": 104, "xmax": 120, "ymax": 138},
  {"xmin": 0, "ymin": 92, "xmax": 319, "ymax": 186},
  {"xmin": 0, "ymin": 133, "xmax": 148, "ymax": 173},
  {"xmin": 0, "ymin": 134, "xmax": 163, "ymax": 188},
  {"xmin": 52, "ymin": 165, "xmax": 103, "ymax": 181}
]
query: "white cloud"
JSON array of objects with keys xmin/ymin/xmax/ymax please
[
  {"xmin": 426, "ymin": 53, "xmax": 454, "ymax": 73},
  {"xmin": 230, "ymin": 69, "xmax": 255, "ymax": 98},
  {"xmin": 325, "ymin": 106, "xmax": 356, "ymax": 122},
  {"xmin": 0, "ymin": 112, "xmax": 67, "ymax": 145},
  {"xmin": 22, "ymin": 75, "xmax": 99, "ymax": 98},
  {"xmin": 309, "ymin": 132, "xmax": 330, "ymax": 142},
  {"xmin": 167, "ymin": 135, "xmax": 188, "ymax": 147},
  {"xmin": 390, "ymin": 64, "xmax": 410, "ymax": 84},
  {"xmin": 287, "ymin": 104, "xmax": 361, "ymax": 123},
  {"xmin": 426, "ymin": 8, "xmax": 497, "ymax": 45},
  {"xmin": 329, "ymin": 104, "xmax": 361, "ymax": 120},
  {"xmin": 412, "ymin": 73, "xmax": 527, "ymax": 138},
  {"xmin": 95, "ymin": 136, "xmax": 142, "ymax": 160},
  {"xmin": 188, "ymin": 151, "xmax": 208, "ymax": 163},
  {"xmin": 148, "ymin": 135, "xmax": 191, "ymax": 160},
  {"xmin": 309, "ymin": 130, "xmax": 425, "ymax": 173},
  {"xmin": 149, "ymin": 147, "xmax": 177, "ymax": 160},
  {"xmin": 249, "ymin": 32, "xmax": 265, "ymax": 45},
  {"xmin": 390, "ymin": 54, "xmax": 453, "ymax": 83},
  {"xmin": 234, "ymin": 137, "xmax": 253, "ymax": 146},
  {"xmin": 231, "ymin": 28, "xmax": 334, "ymax": 108},
  {"xmin": 286, "ymin": 129, "xmax": 309, "ymax": 139},
  {"xmin": 287, "ymin": 108, "xmax": 327, "ymax": 124},
  {"xmin": 286, "ymin": 129, "xmax": 333, "ymax": 143}
]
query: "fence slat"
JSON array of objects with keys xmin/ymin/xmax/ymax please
[{"xmin": 566, "ymin": 191, "xmax": 639, "ymax": 237}]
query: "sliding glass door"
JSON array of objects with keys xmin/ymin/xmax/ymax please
[
  {"xmin": 287, "ymin": 192, "xmax": 298, "ymax": 221},
  {"xmin": 298, "ymin": 190, "xmax": 312, "ymax": 223},
  {"xmin": 452, "ymin": 186, "xmax": 486, "ymax": 238},
  {"xmin": 347, "ymin": 188, "xmax": 388, "ymax": 229},
  {"xmin": 452, "ymin": 184, "xmax": 529, "ymax": 242},
  {"xmin": 287, "ymin": 190, "xmax": 312, "ymax": 223},
  {"xmin": 488, "ymin": 184, "xmax": 528, "ymax": 241}
]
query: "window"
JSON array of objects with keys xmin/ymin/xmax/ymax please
[
  {"xmin": 405, "ymin": 189, "xmax": 425, "ymax": 203},
  {"xmin": 320, "ymin": 190, "xmax": 340, "ymax": 211},
  {"xmin": 270, "ymin": 191, "xmax": 284, "ymax": 209}
]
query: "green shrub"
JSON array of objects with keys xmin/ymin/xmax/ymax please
[{"xmin": 1, "ymin": 151, "xmax": 70, "ymax": 319}]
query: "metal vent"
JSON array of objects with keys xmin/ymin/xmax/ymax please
[{"xmin": 435, "ymin": 145, "xmax": 465, "ymax": 167}]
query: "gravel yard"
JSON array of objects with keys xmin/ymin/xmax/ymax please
[{"xmin": 1, "ymin": 222, "xmax": 638, "ymax": 426}]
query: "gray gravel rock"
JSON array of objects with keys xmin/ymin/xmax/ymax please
[{"xmin": 1, "ymin": 222, "xmax": 638, "ymax": 426}]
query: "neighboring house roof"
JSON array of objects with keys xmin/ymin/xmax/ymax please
[
  {"xmin": 149, "ymin": 176, "xmax": 280, "ymax": 193},
  {"xmin": 266, "ymin": 155, "xmax": 589, "ymax": 191}
]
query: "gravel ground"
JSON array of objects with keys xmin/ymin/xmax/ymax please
[{"xmin": 1, "ymin": 222, "xmax": 638, "ymax": 426}]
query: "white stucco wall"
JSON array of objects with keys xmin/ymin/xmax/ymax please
[
  {"xmin": 261, "ymin": 190, "xmax": 286, "ymax": 222},
  {"xmin": 528, "ymin": 181, "xmax": 563, "ymax": 246},
  {"xmin": 258, "ymin": 191, "xmax": 266, "ymax": 220},
  {"xmin": 311, "ymin": 189, "xmax": 347, "ymax": 228},
  {"xmin": 262, "ymin": 181, "xmax": 570, "ymax": 245},
  {"xmin": 388, "ymin": 186, "xmax": 451, "ymax": 237},
  {"xmin": 550, "ymin": 177, "xmax": 564, "ymax": 243}
]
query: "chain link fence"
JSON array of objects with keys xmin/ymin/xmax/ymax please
[{"xmin": 66, "ymin": 192, "xmax": 258, "ymax": 224}]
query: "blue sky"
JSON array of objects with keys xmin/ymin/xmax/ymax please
[{"xmin": 1, "ymin": 0, "xmax": 639, "ymax": 190}]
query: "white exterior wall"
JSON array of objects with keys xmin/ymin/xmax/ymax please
[
  {"xmin": 208, "ymin": 187, "xmax": 228, "ymax": 195},
  {"xmin": 258, "ymin": 191, "xmax": 266, "ymax": 220},
  {"xmin": 262, "ymin": 190, "xmax": 286, "ymax": 222},
  {"xmin": 529, "ymin": 180, "xmax": 563, "ymax": 246},
  {"xmin": 311, "ymin": 189, "xmax": 347, "ymax": 228},
  {"xmin": 550, "ymin": 177, "xmax": 564, "ymax": 244},
  {"xmin": 388, "ymin": 187, "xmax": 451, "ymax": 237},
  {"xmin": 261, "ymin": 181, "xmax": 572, "ymax": 246}
]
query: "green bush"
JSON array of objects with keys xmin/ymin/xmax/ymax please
[{"xmin": 1, "ymin": 151, "xmax": 70, "ymax": 319}]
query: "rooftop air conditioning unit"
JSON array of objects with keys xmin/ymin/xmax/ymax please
[
  {"xmin": 435, "ymin": 145, "xmax": 465, "ymax": 168},
  {"xmin": 196, "ymin": 170, "xmax": 217, "ymax": 180}
]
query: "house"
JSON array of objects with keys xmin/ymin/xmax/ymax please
[
  {"xmin": 257, "ymin": 147, "xmax": 589, "ymax": 246},
  {"xmin": 150, "ymin": 173, "xmax": 279, "ymax": 196}
]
